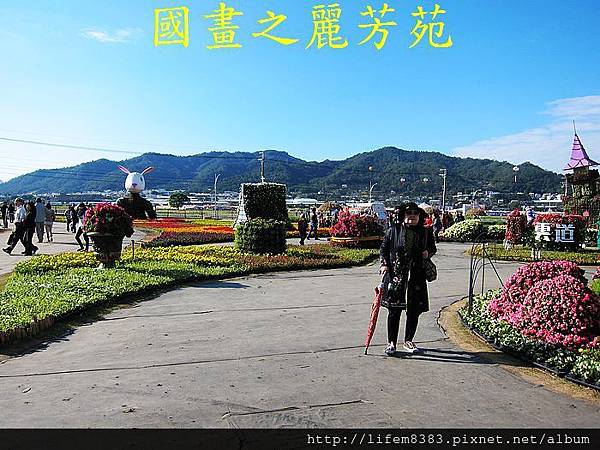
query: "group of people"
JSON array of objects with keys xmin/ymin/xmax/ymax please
[
  {"xmin": 297, "ymin": 207, "xmax": 321, "ymax": 245},
  {"xmin": 0, "ymin": 201, "xmax": 16, "ymax": 229},
  {"xmin": 2, "ymin": 198, "xmax": 56, "ymax": 256}
]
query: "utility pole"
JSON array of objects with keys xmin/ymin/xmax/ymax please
[
  {"xmin": 368, "ymin": 166, "xmax": 373, "ymax": 202},
  {"xmin": 214, "ymin": 173, "xmax": 221, "ymax": 219},
  {"xmin": 439, "ymin": 168, "xmax": 447, "ymax": 212},
  {"xmin": 258, "ymin": 151, "xmax": 265, "ymax": 183}
]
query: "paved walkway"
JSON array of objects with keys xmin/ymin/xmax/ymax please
[
  {"xmin": 0, "ymin": 242, "xmax": 598, "ymax": 427},
  {"xmin": 0, "ymin": 222, "xmax": 146, "ymax": 276}
]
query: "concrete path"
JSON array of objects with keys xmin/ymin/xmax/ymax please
[
  {"xmin": 0, "ymin": 242, "xmax": 598, "ymax": 427},
  {"xmin": 0, "ymin": 222, "xmax": 146, "ymax": 276}
]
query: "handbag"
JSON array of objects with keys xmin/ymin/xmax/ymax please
[
  {"xmin": 423, "ymin": 228, "xmax": 437, "ymax": 282},
  {"xmin": 423, "ymin": 257, "xmax": 437, "ymax": 282}
]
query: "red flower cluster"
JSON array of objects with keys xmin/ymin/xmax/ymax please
[
  {"xmin": 83, "ymin": 203, "xmax": 134, "ymax": 237},
  {"xmin": 519, "ymin": 275, "xmax": 600, "ymax": 348},
  {"xmin": 330, "ymin": 210, "xmax": 383, "ymax": 238},
  {"xmin": 505, "ymin": 209, "xmax": 527, "ymax": 244},
  {"xmin": 488, "ymin": 260, "xmax": 600, "ymax": 349},
  {"xmin": 533, "ymin": 213, "xmax": 586, "ymax": 226}
]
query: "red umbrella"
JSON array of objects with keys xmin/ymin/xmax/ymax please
[{"xmin": 364, "ymin": 282, "xmax": 385, "ymax": 355}]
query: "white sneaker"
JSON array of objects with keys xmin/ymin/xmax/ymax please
[
  {"xmin": 384, "ymin": 343, "xmax": 396, "ymax": 356},
  {"xmin": 403, "ymin": 341, "xmax": 419, "ymax": 353}
]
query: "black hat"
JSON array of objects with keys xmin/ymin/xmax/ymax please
[{"xmin": 403, "ymin": 202, "xmax": 420, "ymax": 214}]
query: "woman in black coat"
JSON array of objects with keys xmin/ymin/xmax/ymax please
[
  {"xmin": 379, "ymin": 202, "xmax": 436, "ymax": 355},
  {"xmin": 23, "ymin": 201, "xmax": 38, "ymax": 256}
]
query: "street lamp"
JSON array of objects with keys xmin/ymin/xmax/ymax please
[
  {"xmin": 369, "ymin": 182, "xmax": 378, "ymax": 203},
  {"xmin": 214, "ymin": 173, "xmax": 221, "ymax": 219},
  {"xmin": 439, "ymin": 168, "xmax": 447, "ymax": 212},
  {"xmin": 513, "ymin": 166, "xmax": 519, "ymax": 183}
]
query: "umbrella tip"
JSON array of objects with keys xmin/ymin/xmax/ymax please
[{"xmin": 364, "ymin": 348, "xmax": 368, "ymax": 355}]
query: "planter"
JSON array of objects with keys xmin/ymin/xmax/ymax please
[
  {"xmin": 87, "ymin": 232, "xmax": 124, "ymax": 268},
  {"xmin": 330, "ymin": 235, "xmax": 383, "ymax": 248}
]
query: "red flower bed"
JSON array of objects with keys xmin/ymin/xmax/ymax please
[
  {"xmin": 533, "ymin": 213, "xmax": 586, "ymax": 226},
  {"xmin": 488, "ymin": 260, "xmax": 600, "ymax": 350},
  {"xmin": 519, "ymin": 275, "xmax": 600, "ymax": 348},
  {"xmin": 330, "ymin": 210, "xmax": 383, "ymax": 238}
]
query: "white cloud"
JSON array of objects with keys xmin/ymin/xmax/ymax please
[
  {"xmin": 81, "ymin": 28, "xmax": 143, "ymax": 44},
  {"xmin": 452, "ymin": 95, "xmax": 600, "ymax": 173}
]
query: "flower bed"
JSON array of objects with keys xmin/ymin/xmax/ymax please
[
  {"xmin": 0, "ymin": 245, "xmax": 378, "ymax": 343},
  {"xmin": 468, "ymin": 244, "xmax": 600, "ymax": 265},
  {"xmin": 459, "ymin": 260, "xmax": 600, "ymax": 388},
  {"xmin": 135, "ymin": 218, "xmax": 331, "ymax": 247},
  {"xmin": 329, "ymin": 210, "xmax": 383, "ymax": 248}
]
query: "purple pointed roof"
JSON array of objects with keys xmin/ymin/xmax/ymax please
[{"xmin": 564, "ymin": 133, "xmax": 597, "ymax": 171}]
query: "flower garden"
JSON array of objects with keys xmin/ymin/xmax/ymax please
[
  {"xmin": 135, "ymin": 218, "xmax": 331, "ymax": 247},
  {"xmin": 0, "ymin": 244, "xmax": 378, "ymax": 343},
  {"xmin": 460, "ymin": 260, "xmax": 600, "ymax": 388}
]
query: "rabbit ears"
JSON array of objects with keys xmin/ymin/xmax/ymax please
[{"xmin": 118, "ymin": 166, "xmax": 155, "ymax": 175}]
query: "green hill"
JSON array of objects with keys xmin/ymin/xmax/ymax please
[{"xmin": 0, "ymin": 147, "xmax": 561, "ymax": 196}]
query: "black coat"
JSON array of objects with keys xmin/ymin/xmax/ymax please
[{"xmin": 379, "ymin": 224, "xmax": 437, "ymax": 313}]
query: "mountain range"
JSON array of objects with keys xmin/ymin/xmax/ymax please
[{"xmin": 0, "ymin": 147, "xmax": 562, "ymax": 197}]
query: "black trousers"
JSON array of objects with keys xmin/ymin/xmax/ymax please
[
  {"xmin": 75, "ymin": 228, "xmax": 89, "ymax": 250},
  {"xmin": 387, "ymin": 308, "xmax": 420, "ymax": 344}
]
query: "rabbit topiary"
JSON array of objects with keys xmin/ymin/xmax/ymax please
[{"xmin": 116, "ymin": 166, "xmax": 157, "ymax": 220}]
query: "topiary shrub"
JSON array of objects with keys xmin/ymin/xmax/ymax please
[
  {"xmin": 505, "ymin": 209, "xmax": 527, "ymax": 244},
  {"xmin": 241, "ymin": 183, "xmax": 288, "ymax": 221},
  {"xmin": 235, "ymin": 219, "xmax": 287, "ymax": 254}
]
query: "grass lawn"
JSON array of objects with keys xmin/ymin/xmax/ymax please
[{"xmin": 0, "ymin": 245, "xmax": 378, "ymax": 336}]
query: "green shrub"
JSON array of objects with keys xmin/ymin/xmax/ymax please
[
  {"xmin": 241, "ymin": 183, "xmax": 288, "ymax": 221},
  {"xmin": 485, "ymin": 224, "xmax": 505, "ymax": 241},
  {"xmin": 235, "ymin": 218, "xmax": 287, "ymax": 254},
  {"xmin": 441, "ymin": 220, "xmax": 486, "ymax": 242}
]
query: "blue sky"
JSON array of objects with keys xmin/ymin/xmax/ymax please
[{"xmin": 0, "ymin": 0, "xmax": 599, "ymax": 182}]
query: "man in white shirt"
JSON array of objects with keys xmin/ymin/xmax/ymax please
[{"xmin": 3, "ymin": 198, "xmax": 26, "ymax": 255}]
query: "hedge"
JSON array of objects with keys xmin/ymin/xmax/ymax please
[
  {"xmin": 241, "ymin": 183, "xmax": 288, "ymax": 222},
  {"xmin": 234, "ymin": 218, "xmax": 287, "ymax": 254}
]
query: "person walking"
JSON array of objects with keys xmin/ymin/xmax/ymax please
[
  {"xmin": 70, "ymin": 205, "xmax": 78, "ymax": 233},
  {"xmin": 8, "ymin": 202, "xmax": 15, "ymax": 224},
  {"xmin": 64, "ymin": 206, "xmax": 72, "ymax": 232},
  {"xmin": 432, "ymin": 212, "xmax": 443, "ymax": 243},
  {"xmin": 297, "ymin": 213, "xmax": 308, "ymax": 245},
  {"xmin": 74, "ymin": 202, "xmax": 89, "ymax": 251},
  {"xmin": 34, "ymin": 198, "xmax": 46, "ymax": 243},
  {"xmin": 0, "ymin": 202, "xmax": 7, "ymax": 229},
  {"xmin": 23, "ymin": 201, "xmax": 38, "ymax": 255},
  {"xmin": 3, "ymin": 198, "xmax": 26, "ymax": 255},
  {"xmin": 44, "ymin": 202, "xmax": 56, "ymax": 242},
  {"xmin": 379, "ymin": 202, "xmax": 437, "ymax": 356},
  {"xmin": 307, "ymin": 207, "xmax": 319, "ymax": 240}
]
